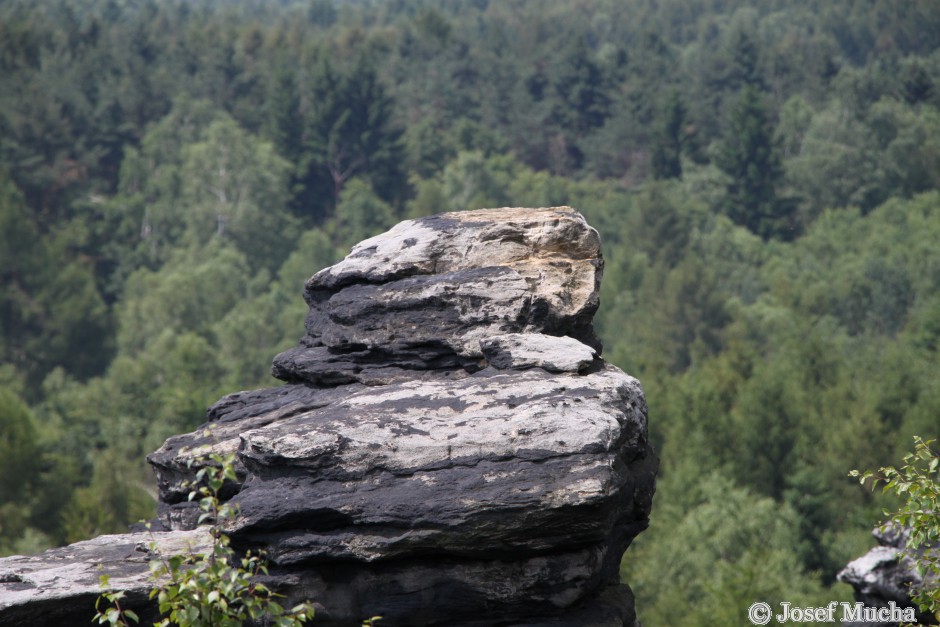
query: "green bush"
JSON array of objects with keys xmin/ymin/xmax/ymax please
[{"xmin": 95, "ymin": 453, "xmax": 315, "ymax": 627}]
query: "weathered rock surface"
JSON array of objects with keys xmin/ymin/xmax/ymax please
[
  {"xmin": 0, "ymin": 207, "xmax": 657, "ymax": 626},
  {"xmin": 838, "ymin": 524, "xmax": 937, "ymax": 626},
  {"xmin": 0, "ymin": 530, "xmax": 211, "ymax": 627},
  {"xmin": 480, "ymin": 333, "xmax": 598, "ymax": 373},
  {"xmin": 272, "ymin": 208, "xmax": 604, "ymax": 387}
]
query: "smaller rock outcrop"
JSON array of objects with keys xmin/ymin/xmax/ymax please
[{"xmin": 838, "ymin": 524, "xmax": 937, "ymax": 626}]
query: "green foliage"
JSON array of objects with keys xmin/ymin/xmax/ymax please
[
  {"xmin": 329, "ymin": 178, "xmax": 397, "ymax": 249},
  {"xmin": 617, "ymin": 191, "xmax": 940, "ymax": 606},
  {"xmin": 851, "ymin": 437, "xmax": 940, "ymax": 620},
  {"xmin": 623, "ymin": 472, "xmax": 838, "ymax": 627},
  {"xmin": 297, "ymin": 52, "xmax": 405, "ymax": 219},
  {"xmin": 116, "ymin": 245, "xmax": 252, "ymax": 355},
  {"xmin": 111, "ymin": 99, "xmax": 297, "ymax": 276},
  {"xmin": 650, "ymin": 90, "xmax": 685, "ymax": 180},
  {"xmin": 548, "ymin": 41, "xmax": 612, "ymax": 136},
  {"xmin": 61, "ymin": 450, "xmax": 154, "ymax": 544},
  {"xmin": 440, "ymin": 151, "xmax": 516, "ymax": 212},
  {"xmin": 0, "ymin": 387, "xmax": 40, "ymax": 505},
  {"xmin": 179, "ymin": 117, "xmax": 296, "ymax": 274},
  {"xmin": 0, "ymin": 170, "xmax": 112, "ymax": 390},
  {"xmin": 0, "ymin": 386, "xmax": 43, "ymax": 552},
  {"xmin": 714, "ymin": 85, "xmax": 796, "ymax": 240},
  {"xmin": 95, "ymin": 453, "xmax": 316, "ymax": 627},
  {"xmin": 95, "ymin": 575, "xmax": 139, "ymax": 627},
  {"xmin": 3, "ymin": 0, "xmax": 940, "ymax": 621}
]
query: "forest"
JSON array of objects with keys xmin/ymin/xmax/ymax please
[{"xmin": 2, "ymin": 0, "xmax": 940, "ymax": 624}]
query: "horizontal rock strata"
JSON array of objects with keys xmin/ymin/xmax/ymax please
[
  {"xmin": 1, "ymin": 207, "xmax": 657, "ymax": 626},
  {"xmin": 272, "ymin": 208, "xmax": 604, "ymax": 387}
]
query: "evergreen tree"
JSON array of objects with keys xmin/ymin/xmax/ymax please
[
  {"xmin": 264, "ymin": 63, "xmax": 304, "ymax": 167},
  {"xmin": 715, "ymin": 85, "xmax": 795, "ymax": 240},
  {"xmin": 551, "ymin": 41, "xmax": 611, "ymax": 134},
  {"xmin": 0, "ymin": 387, "xmax": 41, "ymax": 507},
  {"xmin": 899, "ymin": 58, "xmax": 934, "ymax": 105},
  {"xmin": 539, "ymin": 40, "xmax": 612, "ymax": 174},
  {"xmin": 0, "ymin": 170, "xmax": 112, "ymax": 391},
  {"xmin": 726, "ymin": 26, "xmax": 766, "ymax": 92},
  {"xmin": 651, "ymin": 90, "xmax": 685, "ymax": 180},
  {"xmin": 298, "ymin": 53, "xmax": 405, "ymax": 221},
  {"xmin": 0, "ymin": 386, "xmax": 45, "ymax": 554}
]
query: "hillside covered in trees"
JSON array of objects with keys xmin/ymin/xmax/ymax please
[{"xmin": 2, "ymin": 0, "xmax": 940, "ymax": 623}]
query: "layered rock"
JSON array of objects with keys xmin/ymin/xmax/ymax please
[
  {"xmin": 0, "ymin": 207, "xmax": 657, "ymax": 626},
  {"xmin": 270, "ymin": 207, "xmax": 604, "ymax": 387}
]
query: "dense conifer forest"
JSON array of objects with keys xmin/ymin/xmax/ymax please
[{"xmin": 2, "ymin": 0, "xmax": 940, "ymax": 622}]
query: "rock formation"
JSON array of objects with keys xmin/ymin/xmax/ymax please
[
  {"xmin": 0, "ymin": 207, "xmax": 657, "ymax": 626},
  {"xmin": 838, "ymin": 524, "xmax": 937, "ymax": 627}
]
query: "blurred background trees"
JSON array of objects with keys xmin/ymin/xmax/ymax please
[{"xmin": 3, "ymin": 0, "xmax": 940, "ymax": 622}]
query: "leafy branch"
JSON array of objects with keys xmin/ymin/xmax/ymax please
[
  {"xmin": 94, "ymin": 452, "xmax": 315, "ymax": 627},
  {"xmin": 851, "ymin": 436, "xmax": 940, "ymax": 621}
]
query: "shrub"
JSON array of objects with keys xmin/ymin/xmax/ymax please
[{"xmin": 95, "ymin": 452, "xmax": 315, "ymax": 627}]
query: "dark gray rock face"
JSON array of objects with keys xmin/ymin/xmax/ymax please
[
  {"xmin": 0, "ymin": 207, "xmax": 657, "ymax": 626},
  {"xmin": 837, "ymin": 524, "xmax": 937, "ymax": 626}
]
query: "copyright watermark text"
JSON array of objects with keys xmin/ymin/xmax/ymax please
[{"xmin": 747, "ymin": 601, "xmax": 916, "ymax": 624}]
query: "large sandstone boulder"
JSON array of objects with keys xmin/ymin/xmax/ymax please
[{"xmin": 0, "ymin": 207, "xmax": 657, "ymax": 626}]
